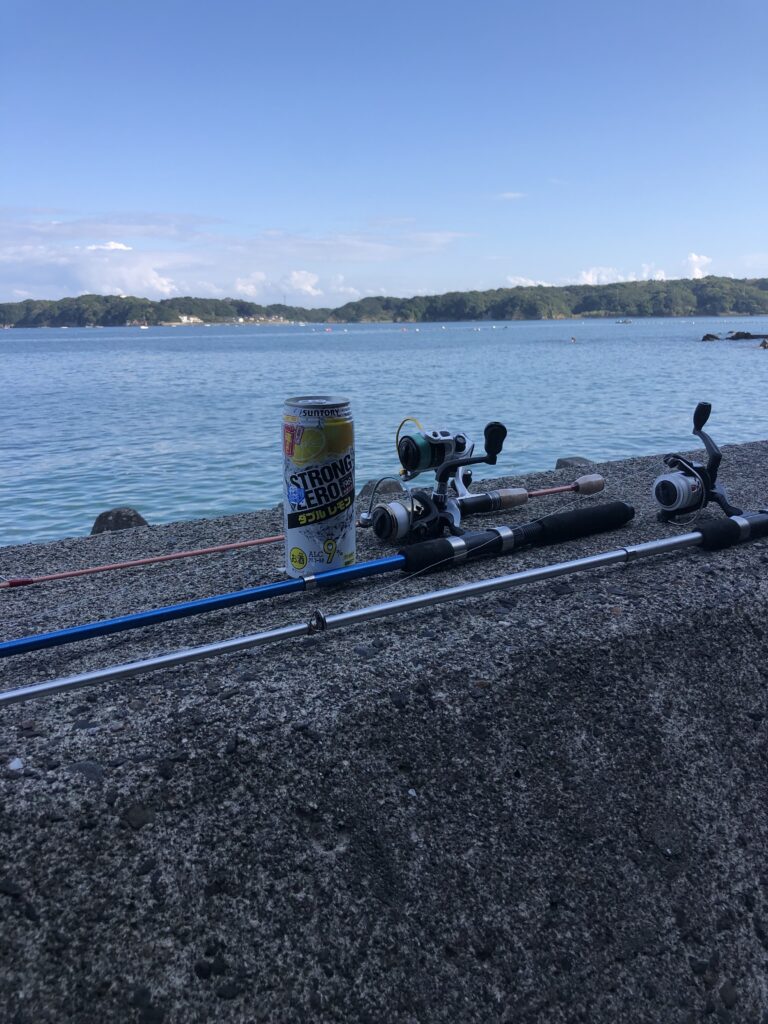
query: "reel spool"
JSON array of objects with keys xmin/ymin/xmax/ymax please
[{"xmin": 397, "ymin": 427, "xmax": 471, "ymax": 479}]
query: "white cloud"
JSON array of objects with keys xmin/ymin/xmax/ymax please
[
  {"xmin": 497, "ymin": 192, "xmax": 526, "ymax": 201},
  {"xmin": 640, "ymin": 263, "xmax": 666, "ymax": 281},
  {"xmin": 0, "ymin": 207, "xmax": 466, "ymax": 304},
  {"xmin": 330, "ymin": 274, "xmax": 361, "ymax": 298},
  {"xmin": 0, "ymin": 237, "xmax": 178, "ymax": 297},
  {"xmin": 285, "ymin": 270, "xmax": 323, "ymax": 297},
  {"xmin": 0, "ymin": 244, "xmax": 66, "ymax": 267},
  {"xmin": 194, "ymin": 280, "xmax": 226, "ymax": 296},
  {"xmin": 86, "ymin": 241, "xmax": 132, "ymax": 251},
  {"xmin": 685, "ymin": 252, "xmax": 712, "ymax": 279},
  {"xmin": 0, "ymin": 214, "xmax": 212, "ymax": 246},
  {"xmin": 578, "ymin": 266, "xmax": 623, "ymax": 286},
  {"xmin": 223, "ymin": 228, "xmax": 462, "ymax": 266},
  {"xmin": 79, "ymin": 253, "xmax": 179, "ymax": 296},
  {"xmin": 576, "ymin": 263, "xmax": 668, "ymax": 285},
  {"xmin": 234, "ymin": 271, "xmax": 267, "ymax": 298},
  {"xmin": 506, "ymin": 275, "xmax": 553, "ymax": 287}
]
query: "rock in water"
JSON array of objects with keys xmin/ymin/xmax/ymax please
[
  {"xmin": 90, "ymin": 508, "xmax": 148, "ymax": 534},
  {"xmin": 555, "ymin": 456, "xmax": 595, "ymax": 469}
]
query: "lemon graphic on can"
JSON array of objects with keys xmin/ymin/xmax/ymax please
[
  {"xmin": 292, "ymin": 426, "xmax": 325, "ymax": 466},
  {"xmin": 323, "ymin": 419, "xmax": 354, "ymax": 456}
]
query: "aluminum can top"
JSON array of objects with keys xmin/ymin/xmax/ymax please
[{"xmin": 284, "ymin": 396, "xmax": 351, "ymax": 416}]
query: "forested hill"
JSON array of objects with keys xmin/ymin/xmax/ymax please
[{"xmin": 2, "ymin": 276, "xmax": 768, "ymax": 327}]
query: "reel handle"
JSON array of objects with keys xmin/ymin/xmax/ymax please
[
  {"xmin": 692, "ymin": 404, "xmax": 722, "ymax": 485},
  {"xmin": 692, "ymin": 402, "xmax": 711, "ymax": 432},
  {"xmin": 483, "ymin": 421, "xmax": 507, "ymax": 460},
  {"xmin": 435, "ymin": 420, "xmax": 508, "ymax": 488}
]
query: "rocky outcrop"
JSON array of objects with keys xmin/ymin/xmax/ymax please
[
  {"xmin": 703, "ymin": 331, "xmax": 768, "ymax": 342},
  {"xmin": 90, "ymin": 507, "xmax": 148, "ymax": 534}
]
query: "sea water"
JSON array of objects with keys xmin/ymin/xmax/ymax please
[{"xmin": 2, "ymin": 317, "xmax": 767, "ymax": 546}]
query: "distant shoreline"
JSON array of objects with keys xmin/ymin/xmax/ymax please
[
  {"xmin": 2, "ymin": 275, "xmax": 768, "ymax": 328},
  {"xmin": 3, "ymin": 311, "xmax": 768, "ymax": 331}
]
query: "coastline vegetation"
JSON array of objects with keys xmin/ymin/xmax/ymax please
[{"xmin": 1, "ymin": 275, "xmax": 768, "ymax": 328}]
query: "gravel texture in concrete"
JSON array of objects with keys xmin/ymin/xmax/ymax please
[{"xmin": 1, "ymin": 443, "xmax": 768, "ymax": 1024}]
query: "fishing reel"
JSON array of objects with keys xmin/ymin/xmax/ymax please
[
  {"xmin": 653, "ymin": 402, "xmax": 742, "ymax": 522},
  {"xmin": 396, "ymin": 425, "xmax": 473, "ymax": 482},
  {"xmin": 367, "ymin": 490, "xmax": 445, "ymax": 543},
  {"xmin": 360, "ymin": 419, "xmax": 509, "ymax": 543}
]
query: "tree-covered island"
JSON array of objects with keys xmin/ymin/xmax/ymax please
[{"xmin": 1, "ymin": 276, "xmax": 768, "ymax": 328}]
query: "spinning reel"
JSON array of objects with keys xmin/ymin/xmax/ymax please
[
  {"xmin": 396, "ymin": 423, "xmax": 476, "ymax": 482},
  {"xmin": 653, "ymin": 402, "xmax": 742, "ymax": 522},
  {"xmin": 360, "ymin": 419, "xmax": 511, "ymax": 543}
]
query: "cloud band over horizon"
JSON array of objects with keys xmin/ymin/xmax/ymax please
[{"xmin": 0, "ymin": 208, "xmax": 751, "ymax": 306}]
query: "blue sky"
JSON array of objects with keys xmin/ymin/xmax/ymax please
[{"xmin": 2, "ymin": 0, "xmax": 766, "ymax": 305}]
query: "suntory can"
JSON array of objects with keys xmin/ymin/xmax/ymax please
[{"xmin": 282, "ymin": 396, "xmax": 356, "ymax": 577}]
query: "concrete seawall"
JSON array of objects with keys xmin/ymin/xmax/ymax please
[{"xmin": 1, "ymin": 443, "xmax": 768, "ymax": 1023}]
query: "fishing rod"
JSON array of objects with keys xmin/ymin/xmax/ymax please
[
  {"xmin": 0, "ymin": 534, "xmax": 285, "ymax": 589},
  {"xmin": 0, "ymin": 501, "xmax": 634, "ymax": 659},
  {"xmin": 0, "ymin": 465, "xmax": 601, "ymax": 592},
  {"xmin": 3, "ymin": 508, "xmax": 766, "ymax": 708},
  {"xmin": 0, "ymin": 472, "xmax": 600, "ymax": 591}
]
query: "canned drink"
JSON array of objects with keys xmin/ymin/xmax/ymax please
[{"xmin": 282, "ymin": 396, "xmax": 356, "ymax": 577}]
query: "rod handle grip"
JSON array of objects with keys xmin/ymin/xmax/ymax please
[
  {"xmin": 399, "ymin": 501, "xmax": 635, "ymax": 573},
  {"xmin": 698, "ymin": 511, "xmax": 768, "ymax": 550},
  {"xmin": 535, "ymin": 500, "xmax": 635, "ymax": 544},
  {"xmin": 398, "ymin": 532, "xmax": 501, "ymax": 574},
  {"xmin": 697, "ymin": 518, "xmax": 742, "ymax": 550},
  {"xmin": 459, "ymin": 488, "xmax": 528, "ymax": 516},
  {"xmin": 574, "ymin": 474, "xmax": 605, "ymax": 495},
  {"xmin": 497, "ymin": 487, "xmax": 530, "ymax": 508}
]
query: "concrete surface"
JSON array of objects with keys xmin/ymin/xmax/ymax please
[{"xmin": 1, "ymin": 443, "xmax": 768, "ymax": 1024}]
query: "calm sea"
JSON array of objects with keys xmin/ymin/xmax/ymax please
[{"xmin": 2, "ymin": 317, "xmax": 767, "ymax": 547}]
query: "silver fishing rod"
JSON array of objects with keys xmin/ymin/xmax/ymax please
[
  {"xmin": 1, "ymin": 501, "xmax": 631, "ymax": 658},
  {"xmin": 1, "ymin": 511, "xmax": 766, "ymax": 707}
]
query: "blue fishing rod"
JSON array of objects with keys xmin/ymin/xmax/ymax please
[
  {"xmin": 0, "ymin": 501, "xmax": 634, "ymax": 659},
  {"xmin": 3, "ymin": 507, "xmax": 768, "ymax": 708}
]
